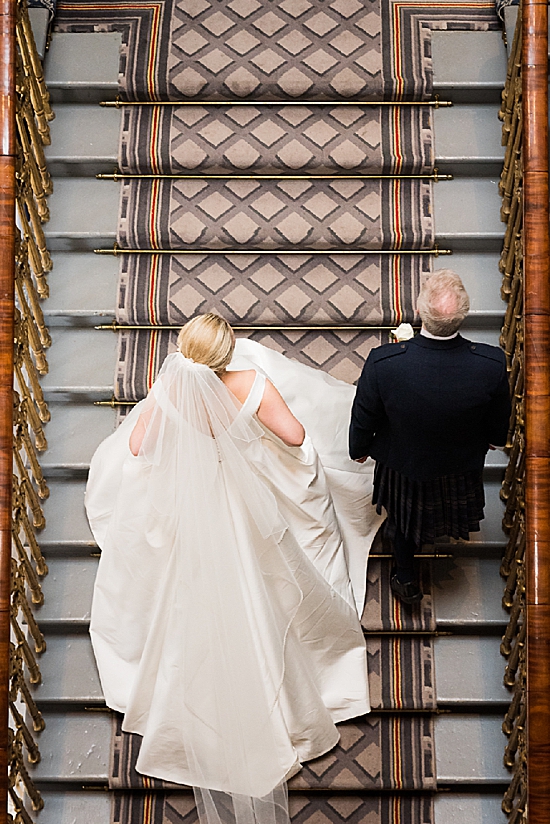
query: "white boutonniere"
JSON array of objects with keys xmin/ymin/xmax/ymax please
[{"xmin": 391, "ymin": 322, "xmax": 415, "ymax": 342}]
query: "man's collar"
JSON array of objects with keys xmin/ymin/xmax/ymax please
[
  {"xmin": 410, "ymin": 333, "xmax": 466, "ymax": 350},
  {"xmin": 420, "ymin": 328, "xmax": 458, "ymax": 340}
]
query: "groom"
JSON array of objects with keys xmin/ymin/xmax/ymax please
[{"xmin": 349, "ymin": 270, "xmax": 511, "ymax": 604}]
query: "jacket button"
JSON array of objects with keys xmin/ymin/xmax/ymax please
[
  {"xmin": 401, "ymin": 344, "xmax": 405, "ymax": 349},
  {"xmin": 471, "ymin": 345, "xmax": 476, "ymax": 350}
]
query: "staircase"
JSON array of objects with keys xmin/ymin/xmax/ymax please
[{"xmin": 31, "ymin": 16, "xmax": 513, "ymax": 824}]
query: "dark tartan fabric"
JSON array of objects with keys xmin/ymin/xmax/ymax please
[{"xmin": 373, "ymin": 462, "xmax": 485, "ymax": 547}]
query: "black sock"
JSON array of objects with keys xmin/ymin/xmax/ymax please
[{"xmin": 386, "ymin": 518, "xmax": 417, "ymax": 584}]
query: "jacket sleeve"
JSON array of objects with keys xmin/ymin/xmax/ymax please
[
  {"xmin": 485, "ymin": 358, "xmax": 512, "ymax": 447},
  {"xmin": 349, "ymin": 353, "xmax": 385, "ymax": 460}
]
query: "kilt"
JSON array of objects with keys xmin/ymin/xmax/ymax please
[{"xmin": 372, "ymin": 462, "xmax": 485, "ymax": 548}]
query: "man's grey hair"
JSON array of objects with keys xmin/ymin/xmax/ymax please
[{"xmin": 416, "ymin": 269, "xmax": 470, "ymax": 336}]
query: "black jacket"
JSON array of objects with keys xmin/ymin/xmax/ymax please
[{"xmin": 349, "ymin": 334, "xmax": 511, "ymax": 481}]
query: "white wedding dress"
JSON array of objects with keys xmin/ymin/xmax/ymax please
[{"xmin": 85, "ymin": 339, "xmax": 384, "ymax": 805}]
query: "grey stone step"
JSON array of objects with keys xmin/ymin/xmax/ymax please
[
  {"xmin": 44, "ymin": 178, "xmax": 120, "ymax": 251},
  {"xmin": 31, "ymin": 632, "xmax": 511, "ymax": 706},
  {"xmin": 44, "ymin": 105, "xmax": 121, "ymax": 177},
  {"xmin": 36, "ymin": 789, "xmax": 111, "ymax": 824},
  {"xmin": 28, "ymin": 710, "xmax": 510, "ymax": 783},
  {"xmin": 436, "ymin": 714, "xmax": 509, "ymax": 785},
  {"xmin": 29, "ymin": 7, "xmax": 49, "ymax": 60},
  {"xmin": 35, "ymin": 553, "xmax": 508, "ymax": 629},
  {"xmin": 35, "ymin": 558, "xmax": 97, "ymax": 628},
  {"xmin": 434, "ymin": 636, "xmax": 510, "ymax": 706},
  {"xmin": 433, "ymin": 556, "xmax": 509, "ymax": 629},
  {"xmin": 41, "ymin": 328, "xmax": 117, "ymax": 400},
  {"xmin": 433, "ymin": 104, "xmax": 504, "ymax": 177},
  {"xmin": 44, "ymin": 33, "xmax": 121, "ymax": 103},
  {"xmin": 35, "ymin": 789, "xmax": 507, "ymax": 824},
  {"xmin": 433, "ymin": 177, "xmax": 504, "ymax": 252},
  {"xmin": 44, "ymin": 29, "xmax": 505, "ymax": 105},
  {"xmin": 432, "ymin": 31, "xmax": 507, "ymax": 104},
  {"xmin": 45, "ymin": 176, "xmax": 504, "ymax": 253},
  {"xmin": 41, "ymin": 251, "xmax": 506, "ymax": 329},
  {"xmin": 44, "ymin": 253, "xmax": 118, "ymax": 327},
  {"xmin": 44, "ymin": 103, "xmax": 504, "ymax": 178},
  {"xmin": 41, "ymin": 404, "xmax": 116, "ymax": 476},
  {"xmin": 435, "ymin": 794, "xmax": 507, "ymax": 824}
]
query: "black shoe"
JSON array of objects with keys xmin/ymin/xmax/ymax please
[{"xmin": 390, "ymin": 574, "xmax": 423, "ymax": 605}]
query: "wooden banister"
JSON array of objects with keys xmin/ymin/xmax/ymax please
[
  {"xmin": 523, "ymin": 0, "xmax": 550, "ymax": 820},
  {"xmin": 0, "ymin": 0, "xmax": 15, "ymax": 820}
]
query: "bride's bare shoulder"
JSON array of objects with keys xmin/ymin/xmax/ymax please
[{"xmin": 220, "ymin": 369, "xmax": 256, "ymax": 404}]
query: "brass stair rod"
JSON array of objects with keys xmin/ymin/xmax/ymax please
[
  {"xmin": 95, "ymin": 245, "xmax": 452, "ymax": 256},
  {"xmin": 97, "ymin": 170, "xmax": 453, "ymax": 181},
  {"xmin": 95, "ymin": 322, "xmax": 420, "ymax": 332},
  {"xmin": 100, "ymin": 97, "xmax": 453, "ymax": 108}
]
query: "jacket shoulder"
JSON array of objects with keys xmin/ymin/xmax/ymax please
[
  {"xmin": 369, "ymin": 342, "xmax": 409, "ymax": 363},
  {"xmin": 466, "ymin": 341, "xmax": 506, "ymax": 365}
]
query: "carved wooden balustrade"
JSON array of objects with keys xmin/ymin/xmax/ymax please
[
  {"xmin": 499, "ymin": 0, "xmax": 550, "ymax": 821},
  {"xmin": 0, "ymin": 0, "xmax": 53, "ymax": 821}
]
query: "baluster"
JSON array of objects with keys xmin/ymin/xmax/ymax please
[
  {"xmin": 504, "ymin": 620, "xmax": 526, "ymax": 687},
  {"xmin": 15, "ymin": 23, "xmax": 50, "ymax": 145},
  {"xmin": 8, "ymin": 729, "xmax": 44, "ymax": 811},
  {"xmin": 8, "ymin": 786, "xmax": 34, "ymax": 824},
  {"xmin": 13, "ymin": 392, "xmax": 49, "ymax": 496},
  {"xmin": 10, "ymin": 643, "xmax": 44, "ymax": 733},
  {"xmin": 16, "ymin": 238, "xmax": 50, "ymax": 348},
  {"xmin": 16, "ymin": 0, "xmax": 54, "ymax": 122}
]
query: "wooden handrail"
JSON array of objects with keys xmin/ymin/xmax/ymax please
[
  {"xmin": 523, "ymin": 0, "xmax": 550, "ymax": 820},
  {"xmin": 0, "ymin": 0, "xmax": 15, "ymax": 819}
]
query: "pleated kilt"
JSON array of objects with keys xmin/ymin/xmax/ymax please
[{"xmin": 372, "ymin": 462, "xmax": 485, "ymax": 547}]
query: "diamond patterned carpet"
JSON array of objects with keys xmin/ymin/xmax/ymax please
[
  {"xmin": 52, "ymin": 1, "xmax": 501, "ymax": 822},
  {"xmin": 119, "ymin": 104, "xmax": 433, "ymax": 175},
  {"xmin": 117, "ymin": 253, "xmax": 430, "ymax": 326},
  {"xmin": 118, "ymin": 178, "xmax": 433, "ymax": 250}
]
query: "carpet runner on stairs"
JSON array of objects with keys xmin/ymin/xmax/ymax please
[
  {"xmin": 53, "ymin": 1, "xmax": 499, "ymax": 822},
  {"xmin": 119, "ymin": 104, "xmax": 433, "ymax": 176}
]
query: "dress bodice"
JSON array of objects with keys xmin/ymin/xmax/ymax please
[{"xmin": 239, "ymin": 371, "xmax": 266, "ymax": 418}]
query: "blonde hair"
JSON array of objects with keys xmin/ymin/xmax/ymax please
[
  {"xmin": 416, "ymin": 269, "xmax": 470, "ymax": 336},
  {"xmin": 177, "ymin": 314, "xmax": 235, "ymax": 373}
]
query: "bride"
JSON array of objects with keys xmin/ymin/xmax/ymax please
[{"xmin": 85, "ymin": 313, "xmax": 384, "ymax": 824}]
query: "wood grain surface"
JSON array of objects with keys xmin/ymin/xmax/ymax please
[{"xmin": 522, "ymin": 0, "xmax": 550, "ymax": 819}]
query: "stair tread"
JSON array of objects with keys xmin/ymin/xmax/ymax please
[
  {"xmin": 433, "ymin": 104, "xmax": 504, "ymax": 173},
  {"xmin": 32, "ymin": 632, "xmax": 511, "ymax": 705},
  {"xmin": 36, "ymin": 554, "xmax": 507, "ymax": 627},
  {"xmin": 45, "ymin": 102, "xmax": 504, "ymax": 176},
  {"xmin": 44, "ymin": 32, "xmax": 121, "ymax": 91},
  {"xmin": 41, "ymin": 328, "xmax": 117, "ymax": 393},
  {"xmin": 433, "ymin": 556, "xmax": 508, "ymax": 626},
  {"xmin": 42, "ymin": 404, "xmax": 116, "ymax": 470},
  {"xmin": 42, "ymin": 252, "xmax": 506, "ymax": 325},
  {"xmin": 33, "ymin": 789, "xmax": 508, "ymax": 824},
  {"xmin": 45, "ymin": 179, "xmax": 120, "ymax": 250},
  {"xmin": 432, "ymin": 31, "xmax": 507, "ymax": 102},
  {"xmin": 433, "ymin": 177, "xmax": 505, "ymax": 251},
  {"xmin": 434, "ymin": 636, "xmax": 510, "ymax": 704},
  {"xmin": 40, "ymin": 326, "xmax": 502, "ymax": 401},
  {"xmin": 28, "ymin": 711, "xmax": 510, "ymax": 782},
  {"xmin": 44, "ymin": 176, "xmax": 504, "ymax": 252},
  {"xmin": 44, "ymin": 104, "xmax": 120, "ymax": 174}
]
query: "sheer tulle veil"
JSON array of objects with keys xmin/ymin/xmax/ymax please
[{"xmin": 99, "ymin": 352, "xmax": 302, "ymax": 824}]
